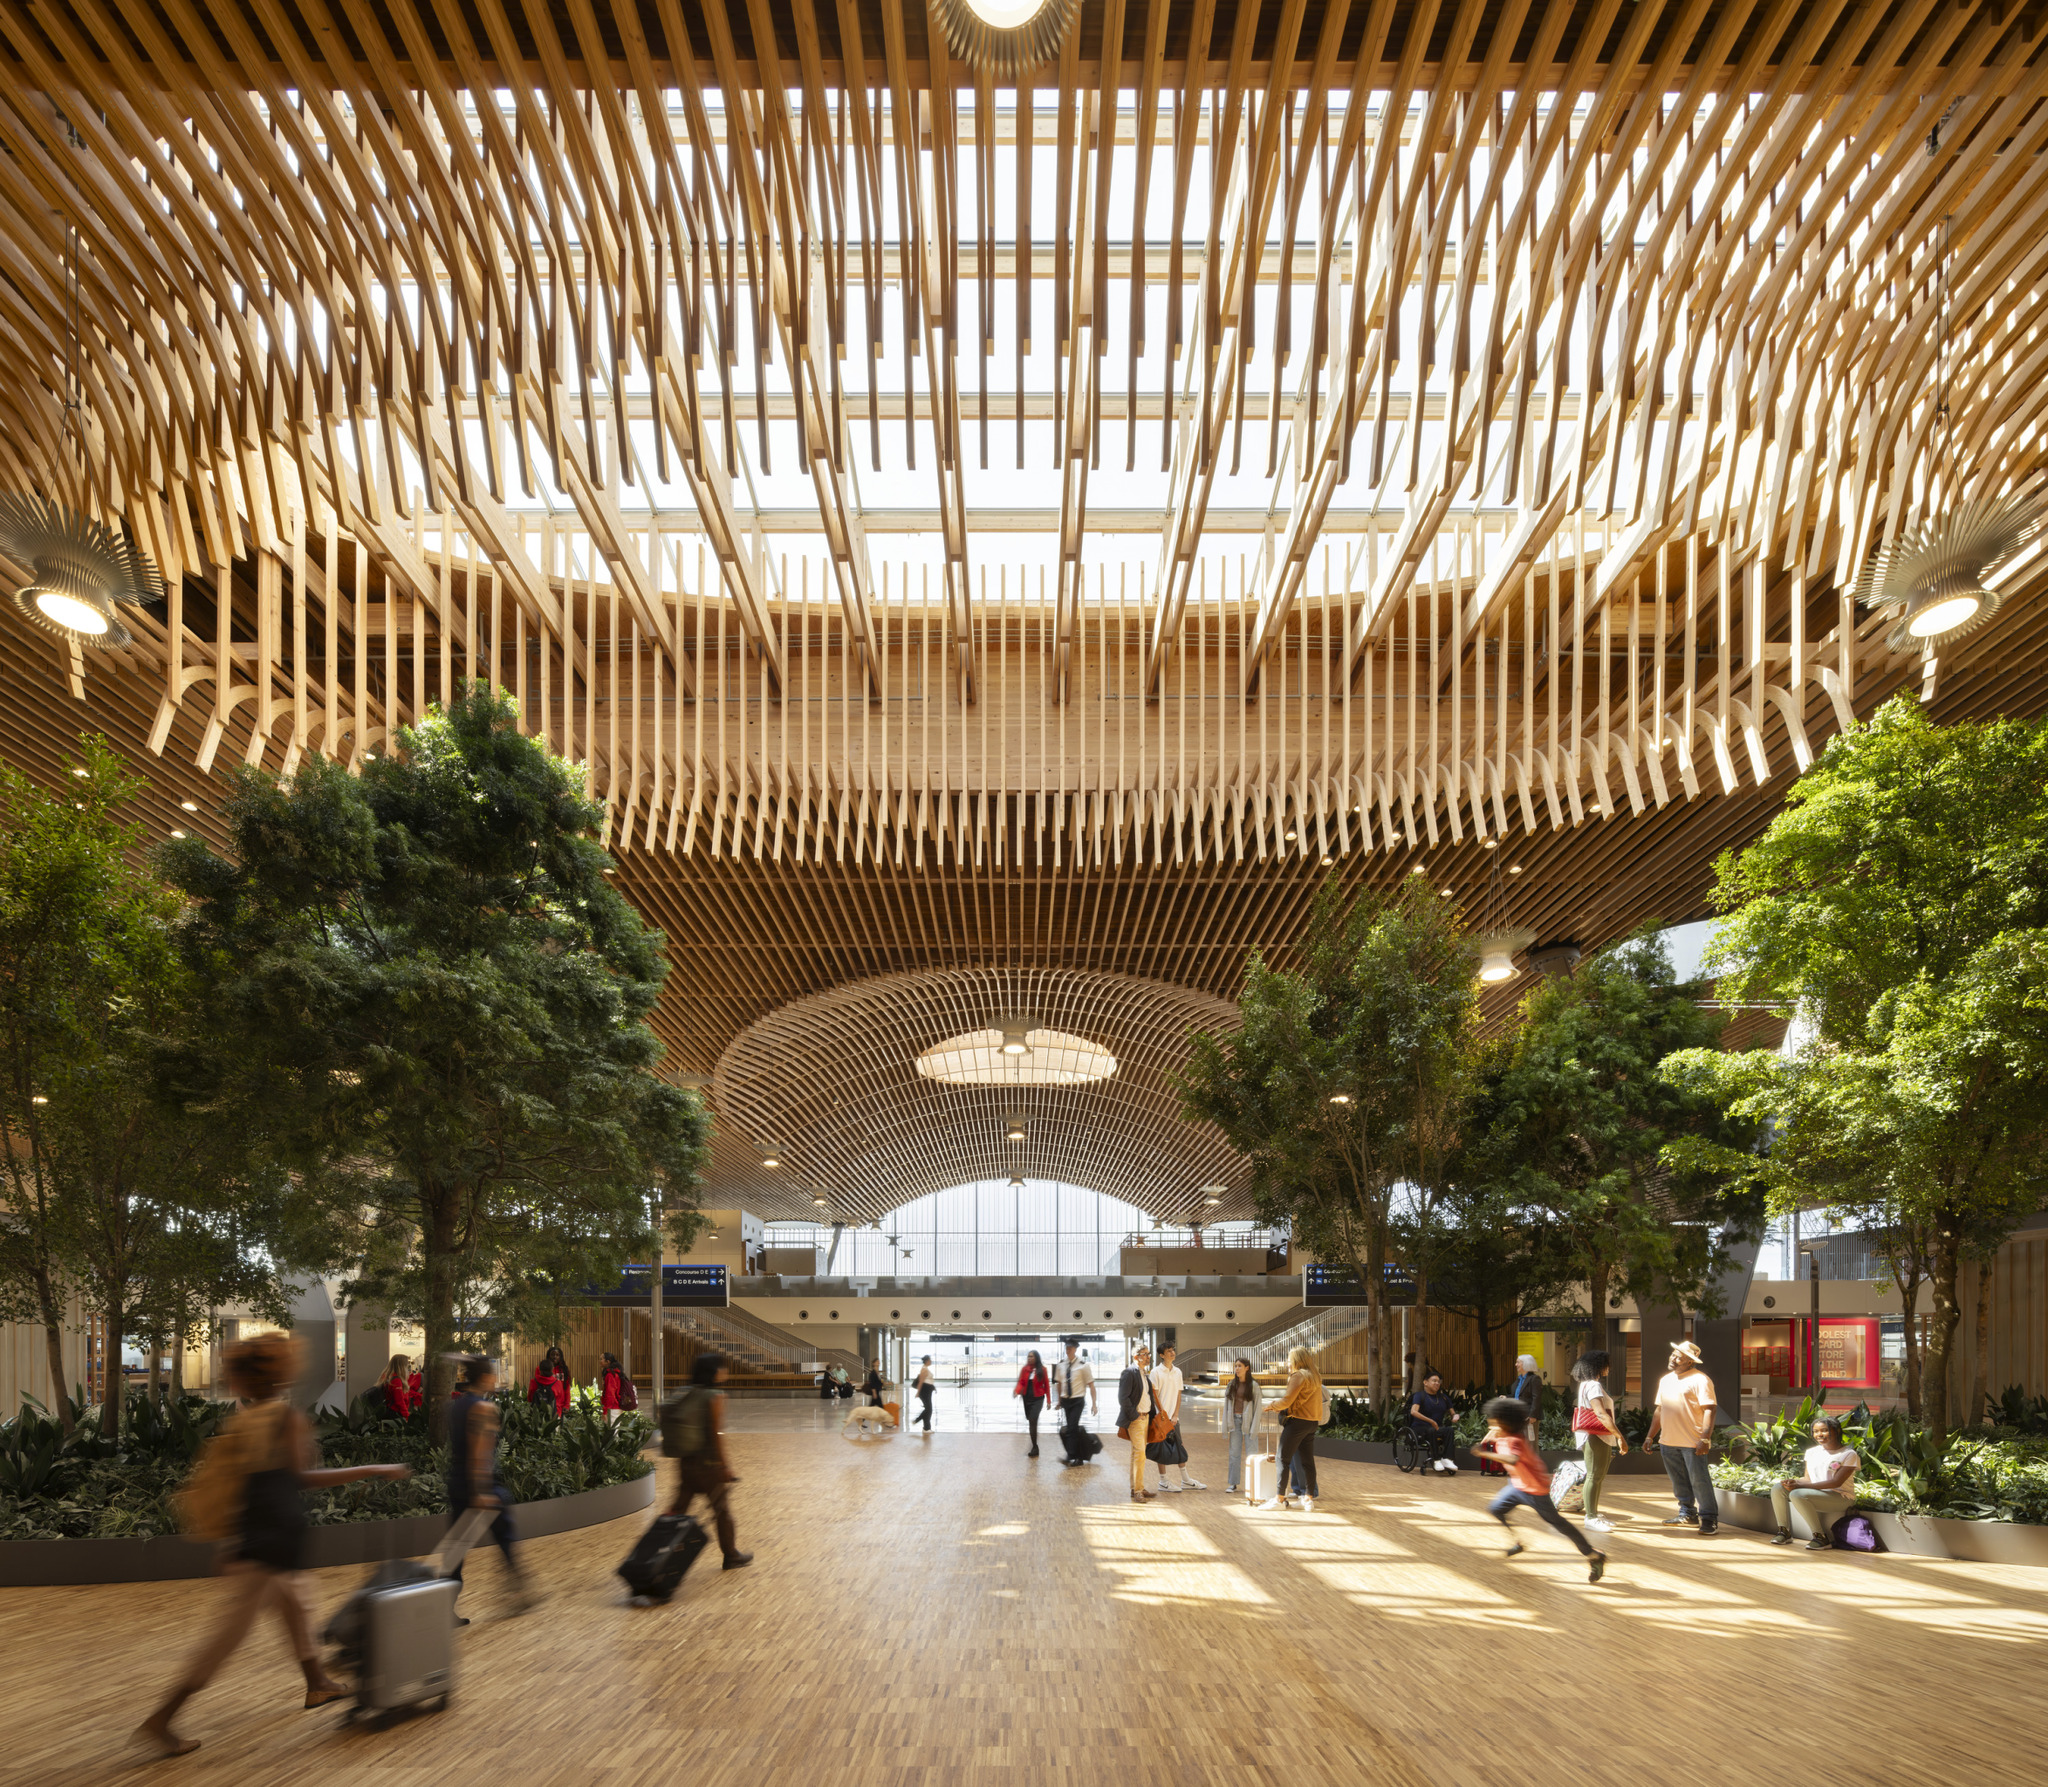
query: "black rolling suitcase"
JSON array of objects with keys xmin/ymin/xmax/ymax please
[
  {"xmin": 1059, "ymin": 1423, "xmax": 1103, "ymax": 1465},
  {"xmin": 618, "ymin": 1512, "xmax": 710, "ymax": 1602}
]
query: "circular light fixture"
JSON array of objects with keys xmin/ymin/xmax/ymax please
[
  {"xmin": 930, "ymin": 0, "xmax": 1081, "ymax": 80},
  {"xmin": 1320, "ymin": 855, "xmax": 1334, "ymax": 867},
  {"xmin": 169, "ymin": 828, "xmax": 184, "ymax": 838},
  {"xmin": 1008, "ymin": 1171, "xmax": 1023, "ymax": 1188},
  {"xmin": 1508, "ymin": 864, "xmax": 1524, "ymax": 875},
  {"xmin": 1859, "ymin": 481, "xmax": 2042, "ymax": 653},
  {"xmin": 916, "ymin": 1026, "xmax": 1115, "ymax": 1086},
  {"xmin": 761, "ymin": 1153, "xmax": 782, "ymax": 1169},
  {"xmin": 1904, "ymin": 578, "xmax": 1985, "ymax": 639},
  {"xmin": 69, "ymin": 766, "xmax": 88, "ymax": 778},
  {"xmin": 1476, "ymin": 928, "xmax": 1536, "ymax": 985},
  {"xmin": 180, "ymin": 800, "xmax": 197, "ymax": 811},
  {"xmin": 811, "ymin": 1195, "xmax": 828, "ymax": 1208},
  {"xmin": 0, "ymin": 492, "xmax": 161, "ymax": 651},
  {"xmin": 1004, "ymin": 1118, "xmax": 1027, "ymax": 1143},
  {"xmin": 1482, "ymin": 837, "xmax": 1499, "ymax": 850}
]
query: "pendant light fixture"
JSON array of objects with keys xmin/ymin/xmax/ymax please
[
  {"xmin": 1, "ymin": 120, "xmax": 162, "ymax": 650},
  {"xmin": 1474, "ymin": 852, "xmax": 1533, "ymax": 985},
  {"xmin": 1859, "ymin": 128, "xmax": 2045, "ymax": 655},
  {"xmin": 930, "ymin": 0, "xmax": 1081, "ymax": 80}
]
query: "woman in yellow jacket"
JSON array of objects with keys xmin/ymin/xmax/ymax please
[{"xmin": 1260, "ymin": 1346, "xmax": 1325, "ymax": 1512}]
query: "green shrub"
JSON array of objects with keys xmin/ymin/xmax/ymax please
[{"xmin": 0, "ymin": 1390, "xmax": 654, "ymax": 1543}]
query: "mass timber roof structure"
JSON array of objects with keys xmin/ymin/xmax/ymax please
[{"xmin": 3, "ymin": 1, "xmax": 2047, "ymax": 1222}]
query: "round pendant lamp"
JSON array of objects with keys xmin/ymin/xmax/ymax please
[
  {"xmin": 0, "ymin": 491, "xmax": 160, "ymax": 649},
  {"xmin": 930, "ymin": 0, "xmax": 1082, "ymax": 80}
]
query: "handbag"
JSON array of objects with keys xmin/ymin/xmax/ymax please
[{"xmin": 1148, "ymin": 1408, "xmax": 1176, "ymax": 1445}]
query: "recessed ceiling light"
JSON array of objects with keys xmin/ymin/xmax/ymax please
[
  {"xmin": 1440, "ymin": 888, "xmax": 1454, "ymax": 897},
  {"xmin": 180, "ymin": 800, "xmax": 197, "ymax": 811},
  {"xmin": 32, "ymin": 1094, "xmax": 48, "ymax": 1105},
  {"xmin": 1508, "ymin": 865, "xmax": 1524, "ymax": 874},
  {"xmin": 70, "ymin": 767, "xmax": 87, "ymax": 778},
  {"xmin": 1283, "ymin": 828, "xmax": 1297, "ymax": 841},
  {"xmin": 1320, "ymin": 855, "xmax": 1333, "ymax": 866},
  {"xmin": 1482, "ymin": 837, "xmax": 1499, "ymax": 850},
  {"xmin": 1328, "ymin": 1093, "xmax": 1352, "ymax": 1106},
  {"xmin": 812, "ymin": 1195, "xmax": 828, "ymax": 1207},
  {"xmin": 169, "ymin": 829, "xmax": 185, "ymax": 839}
]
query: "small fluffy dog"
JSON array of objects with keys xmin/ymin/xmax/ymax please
[{"xmin": 842, "ymin": 1405, "xmax": 895, "ymax": 1439}]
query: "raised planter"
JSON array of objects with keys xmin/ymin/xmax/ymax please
[
  {"xmin": 1715, "ymin": 1488, "xmax": 2048, "ymax": 1565},
  {"xmin": 0, "ymin": 1470, "xmax": 655, "ymax": 1589}
]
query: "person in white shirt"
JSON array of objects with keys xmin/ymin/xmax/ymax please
[
  {"xmin": 1771, "ymin": 1416, "xmax": 1861, "ymax": 1549},
  {"xmin": 1147, "ymin": 1345, "xmax": 1205, "ymax": 1492},
  {"xmin": 1054, "ymin": 1340, "xmax": 1096, "ymax": 1450},
  {"xmin": 1645, "ymin": 1340, "xmax": 1720, "ymax": 1534}
]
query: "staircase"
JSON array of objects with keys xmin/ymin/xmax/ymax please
[
  {"xmin": 659, "ymin": 1302, "xmax": 862, "ymax": 1377},
  {"xmin": 1179, "ymin": 1303, "xmax": 1376, "ymax": 1379}
]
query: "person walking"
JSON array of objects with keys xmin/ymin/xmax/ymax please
[
  {"xmin": 1148, "ymin": 1344, "xmax": 1204, "ymax": 1491},
  {"xmin": 662, "ymin": 1351, "xmax": 753, "ymax": 1572},
  {"xmin": 862, "ymin": 1358, "xmax": 887, "ymax": 1408},
  {"xmin": 526, "ymin": 1345, "xmax": 570, "ymax": 1415},
  {"xmin": 1473, "ymin": 1397, "xmax": 1606, "ymax": 1583},
  {"xmin": 1117, "ymin": 1345, "xmax": 1156, "ymax": 1503},
  {"xmin": 1013, "ymin": 1349, "xmax": 1050, "ymax": 1457},
  {"xmin": 1510, "ymin": 1354, "xmax": 1545, "ymax": 1433},
  {"xmin": 1221, "ymin": 1358, "xmax": 1263, "ymax": 1494},
  {"xmin": 1771, "ymin": 1416, "xmax": 1862, "ymax": 1549},
  {"xmin": 1054, "ymin": 1339, "xmax": 1096, "ymax": 1446},
  {"xmin": 1261, "ymin": 1346, "xmax": 1324, "ymax": 1512},
  {"xmin": 912, "ymin": 1355, "xmax": 935, "ymax": 1434},
  {"xmin": 1645, "ymin": 1340, "xmax": 1720, "ymax": 1534},
  {"xmin": 1569, "ymin": 1351, "xmax": 1627, "ymax": 1533},
  {"xmin": 447, "ymin": 1354, "xmax": 538, "ymax": 1621},
  {"xmin": 598, "ymin": 1351, "xmax": 637, "ymax": 1424},
  {"xmin": 140, "ymin": 1335, "xmax": 411, "ymax": 1757}
]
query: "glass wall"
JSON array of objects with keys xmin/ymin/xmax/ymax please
[{"xmin": 763, "ymin": 1180, "xmax": 1268, "ymax": 1278}]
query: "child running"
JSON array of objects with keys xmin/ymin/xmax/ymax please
[{"xmin": 1471, "ymin": 1396, "xmax": 1607, "ymax": 1583}]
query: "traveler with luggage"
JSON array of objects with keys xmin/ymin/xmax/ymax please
[
  {"xmin": 1148, "ymin": 1344, "xmax": 1203, "ymax": 1491},
  {"xmin": 1260, "ymin": 1346, "xmax": 1325, "ymax": 1512},
  {"xmin": 660, "ymin": 1352, "xmax": 752, "ymax": 1574},
  {"xmin": 862, "ymin": 1358, "xmax": 887, "ymax": 1407},
  {"xmin": 1013, "ymin": 1349, "xmax": 1050, "ymax": 1457},
  {"xmin": 598, "ymin": 1352, "xmax": 637, "ymax": 1424},
  {"xmin": 140, "ymin": 1333, "xmax": 412, "ymax": 1758},
  {"xmin": 448, "ymin": 1355, "xmax": 537, "ymax": 1619},
  {"xmin": 1116, "ymin": 1345, "xmax": 1156, "ymax": 1502},
  {"xmin": 1221, "ymin": 1358, "xmax": 1264, "ymax": 1493},
  {"xmin": 1054, "ymin": 1340, "xmax": 1095, "ymax": 1433}
]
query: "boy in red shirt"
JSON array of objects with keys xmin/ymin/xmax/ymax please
[{"xmin": 1473, "ymin": 1397, "xmax": 1607, "ymax": 1583}]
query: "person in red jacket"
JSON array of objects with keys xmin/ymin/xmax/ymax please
[
  {"xmin": 598, "ymin": 1352, "xmax": 637, "ymax": 1424},
  {"xmin": 1012, "ymin": 1350, "xmax": 1050, "ymax": 1458},
  {"xmin": 526, "ymin": 1347, "xmax": 571, "ymax": 1416},
  {"xmin": 375, "ymin": 1354, "xmax": 417, "ymax": 1421}
]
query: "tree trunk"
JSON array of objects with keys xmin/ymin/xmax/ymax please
[
  {"xmin": 423, "ymin": 1194, "xmax": 459, "ymax": 1435},
  {"xmin": 1586, "ymin": 1258, "xmax": 1611, "ymax": 1365},
  {"xmin": 1475, "ymin": 1314, "xmax": 1495, "ymax": 1392},
  {"xmin": 170, "ymin": 1320, "xmax": 186, "ymax": 1401},
  {"xmin": 33, "ymin": 1265, "xmax": 72, "ymax": 1434},
  {"xmin": 1968, "ymin": 1253, "xmax": 1994, "ymax": 1430},
  {"xmin": 147, "ymin": 1343, "xmax": 161, "ymax": 1407},
  {"xmin": 100, "ymin": 1282, "xmax": 124, "ymax": 1439},
  {"xmin": 1924, "ymin": 1231, "xmax": 1964, "ymax": 1445},
  {"xmin": 1411, "ymin": 1270, "xmax": 1431, "ymax": 1388}
]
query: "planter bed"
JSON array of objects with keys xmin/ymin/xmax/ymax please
[
  {"xmin": 1314, "ymin": 1436, "xmax": 1665, "ymax": 1475},
  {"xmin": 1714, "ymin": 1488, "xmax": 2048, "ymax": 1565},
  {"xmin": 0, "ymin": 1470, "xmax": 655, "ymax": 1589}
]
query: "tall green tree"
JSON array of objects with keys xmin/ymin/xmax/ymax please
[
  {"xmin": 0, "ymin": 739, "xmax": 170, "ymax": 1429},
  {"xmin": 1465, "ymin": 934, "xmax": 1766, "ymax": 1344},
  {"xmin": 163, "ymin": 687, "xmax": 712, "ymax": 1406},
  {"xmin": 1678, "ymin": 697, "xmax": 2048, "ymax": 1440},
  {"xmin": 1180, "ymin": 876, "xmax": 1476, "ymax": 1405}
]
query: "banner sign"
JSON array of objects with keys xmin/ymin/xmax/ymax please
[
  {"xmin": 593, "ymin": 1264, "xmax": 729, "ymax": 1308},
  {"xmin": 1303, "ymin": 1264, "xmax": 1416, "ymax": 1307}
]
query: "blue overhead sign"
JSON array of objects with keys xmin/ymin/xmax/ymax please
[
  {"xmin": 1303, "ymin": 1263, "xmax": 1416, "ymax": 1307},
  {"xmin": 595, "ymin": 1264, "xmax": 729, "ymax": 1307}
]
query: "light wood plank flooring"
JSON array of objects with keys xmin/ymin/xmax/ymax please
[{"xmin": 6, "ymin": 1430, "xmax": 2039, "ymax": 1786}]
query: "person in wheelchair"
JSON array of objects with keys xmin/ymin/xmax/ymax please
[{"xmin": 1403, "ymin": 1370, "xmax": 1459, "ymax": 1474}]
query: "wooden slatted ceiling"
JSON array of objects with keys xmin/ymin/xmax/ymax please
[{"xmin": 5, "ymin": 1, "xmax": 2048, "ymax": 1222}]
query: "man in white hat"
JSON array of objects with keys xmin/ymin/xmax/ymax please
[{"xmin": 1645, "ymin": 1339, "xmax": 1720, "ymax": 1534}]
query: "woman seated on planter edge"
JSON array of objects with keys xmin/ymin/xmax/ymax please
[{"xmin": 1771, "ymin": 1416, "xmax": 1861, "ymax": 1551}]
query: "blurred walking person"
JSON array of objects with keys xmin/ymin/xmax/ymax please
[
  {"xmin": 862, "ymin": 1358, "xmax": 887, "ymax": 1407},
  {"xmin": 912, "ymin": 1356, "xmax": 935, "ymax": 1434},
  {"xmin": 1473, "ymin": 1397, "xmax": 1606, "ymax": 1583},
  {"xmin": 141, "ymin": 1334, "xmax": 411, "ymax": 1758},
  {"xmin": 448, "ymin": 1355, "xmax": 537, "ymax": 1621},
  {"xmin": 1013, "ymin": 1349, "xmax": 1050, "ymax": 1457},
  {"xmin": 663, "ymin": 1352, "xmax": 752, "ymax": 1571}
]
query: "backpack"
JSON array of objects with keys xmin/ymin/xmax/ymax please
[
  {"xmin": 662, "ymin": 1386, "xmax": 714, "ymax": 1460},
  {"xmin": 1832, "ymin": 1512, "xmax": 1883, "ymax": 1553},
  {"xmin": 618, "ymin": 1375, "xmax": 639, "ymax": 1412}
]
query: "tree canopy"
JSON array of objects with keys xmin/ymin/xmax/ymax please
[{"xmin": 162, "ymin": 687, "xmax": 711, "ymax": 1405}]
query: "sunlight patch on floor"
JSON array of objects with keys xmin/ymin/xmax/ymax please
[{"xmin": 1077, "ymin": 1503, "xmax": 1276, "ymax": 1607}]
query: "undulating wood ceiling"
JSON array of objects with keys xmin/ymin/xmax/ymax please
[{"xmin": 3, "ymin": 1, "xmax": 2046, "ymax": 1222}]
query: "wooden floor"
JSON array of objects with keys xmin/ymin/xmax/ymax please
[{"xmin": 8, "ymin": 1431, "xmax": 2041, "ymax": 1786}]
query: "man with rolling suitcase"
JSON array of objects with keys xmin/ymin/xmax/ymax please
[
  {"xmin": 446, "ymin": 1355, "xmax": 537, "ymax": 1622},
  {"xmin": 642, "ymin": 1352, "xmax": 751, "ymax": 1592}
]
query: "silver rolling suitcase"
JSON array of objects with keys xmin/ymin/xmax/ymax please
[{"xmin": 339, "ymin": 1506, "xmax": 493, "ymax": 1720}]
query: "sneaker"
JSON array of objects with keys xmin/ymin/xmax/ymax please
[
  {"xmin": 1588, "ymin": 1552, "xmax": 1607, "ymax": 1583},
  {"xmin": 1300, "ymin": 1496, "xmax": 1316, "ymax": 1514},
  {"xmin": 1804, "ymin": 1534, "xmax": 1832, "ymax": 1551},
  {"xmin": 1441, "ymin": 1461, "xmax": 1459, "ymax": 1474},
  {"xmin": 1772, "ymin": 1528, "xmax": 1794, "ymax": 1546},
  {"xmin": 1585, "ymin": 1516, "xmax": 1614, "ymax": 1534},
  {"xmin": 1257, "ymin": 1497, "xmax": 1286, "ymax": 1511},
  {"xmin": 1698, "ymin": 1522, "xmax": 1719, "ymax": 1536},
  {"xmin": 1182, "ymin": 1476, "xmax": 1207, "ymax": 1490},
  {"xmin": 1664, "ymin": 1513, "xmax": 1700, "ymax": 1527},
  {"xmin": 1157, "ymin": 1480, "xmax": 1183, "ymax": 1493},
  {"xmin": 1503, "ymin": 1542, "xmax": 1525, "ymax": 1559},
  {"xmin": 722, "ymin": 1551, "xmax": 755, "ymax": 1571}
]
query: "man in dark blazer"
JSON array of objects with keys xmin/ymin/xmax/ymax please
[{"xmin": 1117, "ymin": 1344, "xmax": 1154, "ymax": 1503}]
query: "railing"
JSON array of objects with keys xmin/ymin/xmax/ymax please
[{"xmin": 1178, "ymin": 1303, "xmax": 1376, "ymax": 1379}]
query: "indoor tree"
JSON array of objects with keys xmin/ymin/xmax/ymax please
[
  {"xmin": 1682, "ymin": 697, "xmax": 2048, "ymax": 1440},
  {"xmin": 1180, "ymin": 876, "xmax": 1476, "ymax": 1407},
  {"xmin": 162, "ymin": 686, "xmax": 712, "ymax": 1409},
  {"xmin": 1465, "ymin": 933, "xmax": 1766, "ymax": 1350}
]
